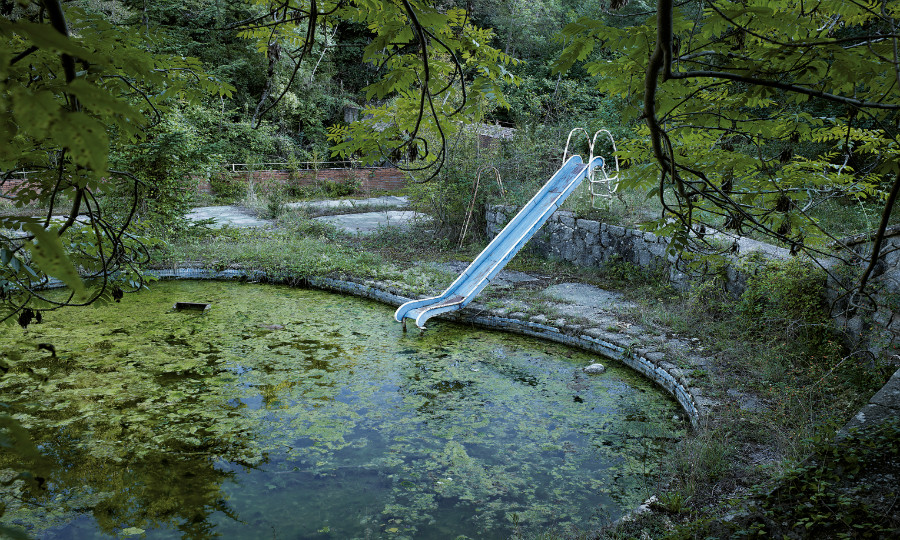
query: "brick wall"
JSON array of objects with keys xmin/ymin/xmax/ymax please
[
  {"xmin": 199, "ymin": 167, "xmax": 408, "ymax": 195},
  {"xmin": 0, "ymin": 178, "xmax": 28, "ymax": 196},
  {"xmin": 2, "ymin": 167, "xmax": 408, "ymax": 198}
]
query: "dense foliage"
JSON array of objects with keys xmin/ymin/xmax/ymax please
[
  {"xmin": 556, "ymin": 0, "xmax": 900, "ymax": 296},
  {"xmin": 0, "ymin": 0, "xmax": 521, "ymax": 325},
  {"xmin": 8, "ymin": 1, "xmax": 900, "ymax": 321},
  {"xmin": 0, "ymin": 1, "xmax": 232, "ymax": 326}
]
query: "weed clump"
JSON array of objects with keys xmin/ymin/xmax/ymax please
[{"xmin": 683, "ymin": 418, "xmax": 900, "ymax": 539}]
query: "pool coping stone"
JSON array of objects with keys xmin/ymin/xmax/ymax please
[{"xmin": 151, "ymin": 267, "xmax": 709, "ymax": 429}]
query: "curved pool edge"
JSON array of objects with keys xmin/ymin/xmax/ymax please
[{"xmin": 150, "ymin": 267, "xmax": 706, "ymax": 429}]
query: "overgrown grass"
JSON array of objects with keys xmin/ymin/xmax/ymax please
[
  {"xmin": 676, "ymin": 417, "xmax": 900, "ymax": 539},
  {"xmin": 558, "ymin": 174, "xmax": 663, "ymax": 230},
  {"xmin": 153, "ymin": 217, "xmax": 392, "ymax": 280},
  {"xmin": 486, "ymin": 249, "xmax": 891, "ymax": 538},
  {"xmin": 0, "ymin": 191, "xmax": 73, "ymax": 216},
  {"xmin": 806, "ymin": 195, "xmax": 900, "ymax": 241}
]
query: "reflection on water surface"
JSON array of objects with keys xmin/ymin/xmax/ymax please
[{"xmin": 0, "ymin": 280, "xmax": 684, "ymax": 539}]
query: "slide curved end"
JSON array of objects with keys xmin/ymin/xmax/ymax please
[
  {"xmin": 394, "ymin": 302, "xmax": 411, "ymax": 323},
  {"xmin": 414, "ymin": 310, "xmax": 431, "ymax": 330}
]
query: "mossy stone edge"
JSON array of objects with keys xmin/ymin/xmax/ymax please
[{"xmin": 151, "ymin": 267, "xmax": 706, "ymax": 429}]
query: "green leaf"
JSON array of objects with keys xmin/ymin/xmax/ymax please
[
  {"xmin": 66, "ymin": 79, "xmax": 143, "ymax": 122},
  {"xmin": 0, "ymin": 20, "xmax": 98, "ymax": 62},
  {"xmin": 22, "ymin": 224, "xmax": 86, "ymax": 297},
  {"xmin": 49, "ymin": 112, "xmax": 109, "ymax": 174},
  {"xmin": 10, "ymin": 87, "xmax": 62, "ymax": 139}
]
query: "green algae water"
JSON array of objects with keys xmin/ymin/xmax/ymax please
[{"xmin": 0, "ymin": 280, "xmax": 684, "ymax": 539}]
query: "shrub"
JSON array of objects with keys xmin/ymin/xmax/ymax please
[
  {"xmin": 209, "ymin": 173, "xmax": 245, "ymax": 200},
  {"xmin": 108, "ymin": 111, "xmax": 218, "ymax": 234},
  {"xmin": 263, "ymin": 184, "xmax": 288, "ymax": 219},
  {"xmin": 731, "ymin": 418, "xmax": 900, "ymax": 538},
  {"xmin": 737, "ymin": 256, "xmax": 828, "ymax": 339},
  {"xmin": 322, "ymin": 178, "xmax": 360, "ymax": 197}
]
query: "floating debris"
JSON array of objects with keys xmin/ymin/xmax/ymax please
[{"xmin": 173, "ymin": 302, "xmax": 211, "ymax": 312}]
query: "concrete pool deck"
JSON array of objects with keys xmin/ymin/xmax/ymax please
[{"xmin": 186, "ymin": 196, "xmax": 425, "ymax": 233}]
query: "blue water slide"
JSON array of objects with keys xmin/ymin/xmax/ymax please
[{"xmin": 395, "ymin": 154, "xmax": 604, "ymax": 329}]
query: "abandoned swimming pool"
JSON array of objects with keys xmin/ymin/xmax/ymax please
[{"xmin": 0, "ymin": 280, "xmax": 685, "ymax": 539}]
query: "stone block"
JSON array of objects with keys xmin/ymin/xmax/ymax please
[
  {"xmin": 638, "ymin": 250, "xmax": 652, "ymax": 268},
  {"xmin": 724, "ymin": 266, "xmax": 748, "ymax": 297},
  {"xmin": 845, "ymin": 315, "xmax": 864, "ymax": 341},
  {"xmin": 600, "ymin": 231, "xmax": 612, "ymax": 246},
  {"xmin": 577, "ymin": 219, "xmax": 601, "ymax": 235},
  {"xmin": 868, "ymin": 369, "xmax": 900, "ymax": 410},
  {"xmin": 873, "ymin": 307, "xmax": 893, "ymax": 327},
  {"xmin": 648, "ymin": 242, "xmax": 668, "ymax": 258},
  {"xmin": 608, "ymin": 225, "xmax": 626, "ymax": 238},
  {"xmin": 841, "ymin": 403, "xmax": 897, "ymax": 434},
  {"xmin": 583, "ymin": 327, "xmax": 606, "ymax": 338}
]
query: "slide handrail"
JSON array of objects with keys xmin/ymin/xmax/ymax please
[{"xmin": 589, "ymin": 129, "xmax": 620, "ymax": 203}]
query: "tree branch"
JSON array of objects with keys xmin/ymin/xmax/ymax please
[
  {"xmin": 857, "ymin": 169, "xmax": 900, "ymax": 294},
  {"xmin": 667, "ymin": 69, "xmax": 900, "ymax": 110}
]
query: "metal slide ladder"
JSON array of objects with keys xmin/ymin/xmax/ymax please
[
  {"xmin": 395, "ymin": 129, "xmax": 617, "ymax": 330},
  {"xmin": 565, "ymin": 128, "xmax": 620, "ymax": 208}
]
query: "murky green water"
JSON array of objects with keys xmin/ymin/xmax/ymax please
[{"xmin": 0, "ymin": 281, "xmax": 684, "ymax": 539}]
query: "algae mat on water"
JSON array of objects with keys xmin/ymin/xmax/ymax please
[{"xmin": 0, "ymin": 280, "xmax": 685, "ymax": 539}]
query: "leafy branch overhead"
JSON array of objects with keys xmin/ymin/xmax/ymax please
[
  {"xmin": 239, "ymin": 0, "xmax": 518, "ymax": 178},
  {"xmin": 0, "ymin": 1, "xmax": 233, "ymax": 324},
  {"xmin": 557, "ymin": 0, "xmax": 900, "ymax": 299}
]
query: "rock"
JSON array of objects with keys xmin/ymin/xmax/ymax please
[{"xmin": 583, "ymin": 363, "xmax": 606, "ymax": 374}]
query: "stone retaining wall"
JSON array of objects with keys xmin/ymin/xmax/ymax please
[
  {"xmin": 486, "ymin": 205, "xmax": 900, "ymax": 360},
  {"xmin": 830, "ymin": 231, "xmax": 900, "ymax": 358},
  {"xmin": 487, "ymin": 205, "xmax": 707, "ymax": 289}
]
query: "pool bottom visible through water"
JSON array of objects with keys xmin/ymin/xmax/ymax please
[{"xmin": 0, "ymin": 280, "xmax": 685, "ymax": 539}]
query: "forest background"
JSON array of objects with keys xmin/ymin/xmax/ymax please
[{"xmin": 5, "ymin": 0, "xmax": 900, "ymax": 321}]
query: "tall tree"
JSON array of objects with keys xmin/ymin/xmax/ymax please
[
  {"xmin": 556, "ymin": 0, "xmax": 900, "ymax": 300},
  {"xmin": 238, "ymin": 0, "xmax": 517, "ymax": 177},
  {"xmin": 0, "ymin": 1, "xmax": 232, "ymax": 324}
]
